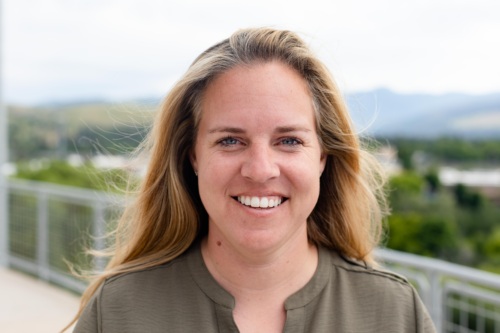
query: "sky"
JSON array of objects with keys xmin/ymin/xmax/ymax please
[{"xmin": 3, "ymin": 0, "xmax": 500, "ymax": 105}]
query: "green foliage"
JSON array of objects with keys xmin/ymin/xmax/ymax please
[
  {"xmin": 13, "ymin": 160, "xmax": 133, "ymax": 192},
  {"xmin": 424, "ymin": 169, "xmax": 441, "ymax": 193},
  {"xmin": 483, "ymin": 228, "xmax": 500, "ymax": 259},
  {"xmin": 381, "ymin": 134, "xmax": 500, "ymax": 271},
  {"xmin": 387, "ymin": 213, "xmax": 458, "ymax": 259},
  {"xmin": 386, "ymin": 171, "xmax": 460, "ymax": 261},
  {"xmin": 389, "ymin": 171, "xmax": 424, "ymax": 194},
  {"xmin": 381, "ymin": 137, "xmax": 500, "ymax": 169},
  {"xmin": 478, "ymin": 228, "xmax": 500, "ymax": 274},
  {"xmin": 386, "ymin": 167, "xmax": 500, "ymax": 272},
  {"xmin": 453, "ymin": 184, "xmax": 484, "ymax": 209},
  {"xmin": 395, "ymin": 143, "xmax": 415, "ymax": 170},
  {"xmin": 457, "ymin": 205, "xmax": 499, "ymax": 238}
]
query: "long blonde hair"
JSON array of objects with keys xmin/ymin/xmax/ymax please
[{"xmin": 66, "ymin": 27, "xmax": 388, "ymax": 330}]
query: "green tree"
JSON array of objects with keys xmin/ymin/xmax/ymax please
[
  {"xmin": 479, "ymin": 228, "xmax": 500, "ymax": 273},
  {"xmin": 483, "ymin": 228, "xmax": 500, "ymax": 259},
  {"xmin": 13, "ymin": 160, "xmax": 133, "ymax": 192},
  {"xmin": 453, "ymin": 184, "xmax": 484, "ymax": 210},
  {"xmin": 389, "ymin": 171, "xmax": 423, "ymax": 195},
  {"xmin": 424, "ymin": 168, "xmax": 441, "ymax": 194},
  {"xmin": 387, "ymin": 213, "xmax": 458, "ymax": 259}
]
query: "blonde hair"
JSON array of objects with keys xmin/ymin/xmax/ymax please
[{"xmin": 65, "ymin": 27, "xmax": 388, "ymax": 331}]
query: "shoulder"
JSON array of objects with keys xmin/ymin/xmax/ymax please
[
  {"xmin": 75, "ymin": 246, "xmax": 218, "ymax": 332},
  {"xmin": 107, "ymin": 255, "xmax": 188, "ymax": 285},
  {"xmin": 314, "ymin": 248, "xmax": 436, "ymax": 332},
  {"xmin": 94, "ymin": 249, "xmax": 200, "ymax": 327},
  {"xmin": 326, "ymin": 247, "xmax": 411, "ymax": 287},
  {"xmin": 101, "ymin": 246, "xmax": 192, "ymax": 304},
  {"xmin": 321, "ymin": 247, "xmax": 421, "ymax": 307}
]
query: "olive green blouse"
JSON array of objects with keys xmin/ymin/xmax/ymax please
[{"xmin": 74, "ymin": 244, "xmax": 436, "ymax": 332}]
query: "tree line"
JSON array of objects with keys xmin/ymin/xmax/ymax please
[
  {"xmin": 380, "ymin": 137, "xmax": 500, "ymax": 168},
  {"xmin": 386, "ymin": 169, "xmax": 500, "ymax": 273}
]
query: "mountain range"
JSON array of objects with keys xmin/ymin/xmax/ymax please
[
  {"xmin": 22, "ymin": 88, "xmax": 500, "ymax": 139},
  {"xmin": 346, "ymin": 89, "xmax": 500, "ymax": 138}
]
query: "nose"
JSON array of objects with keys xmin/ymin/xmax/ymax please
[{"xmin": 241, "ymin": 143, "xmax": 280, "ymax": 183}]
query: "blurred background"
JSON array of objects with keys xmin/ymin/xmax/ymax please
[{"xmin": 1, "ymin": 0, "xmax": 500, "ymax": 332}]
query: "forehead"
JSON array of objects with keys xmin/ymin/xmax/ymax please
[
  {"xmin": 207, "ymin": 61, "xmax": 310, "ymax": 98},
  {"xmin": 198, "ymin": 61, "xmax": 315, "ymax": 129}
]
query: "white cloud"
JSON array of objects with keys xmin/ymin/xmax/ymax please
[{"xmin": 4, "ymin": 0, "xmax": 500, "ymax": 104}]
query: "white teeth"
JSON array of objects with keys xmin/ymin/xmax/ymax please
[
  {"xmin": 237, "ymin": 196, "xmax": 283, "ymax": 208},
  {"xmin": 260, "ymin": 197, "xmax": 269, "ymax": 208}
]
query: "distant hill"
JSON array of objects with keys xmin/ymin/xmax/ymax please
[
  {"xmin": 8, "ymin": 101, "xmax": 157, "ymax": 160},
  {"xmin": 9, "ymin": 88, "xmax": 500, "ymax": 142},
  {"xmin": 9, "ymin": 100, "xmax": 156, "ymax": 135},
  {"xmin": 346, "ymin": 89, "xmax": 500, "ymax": 138}
]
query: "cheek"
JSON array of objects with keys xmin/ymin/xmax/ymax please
[
  {"xmin": 286, "ymin": 162, "xmax": 320, "ymax": 191},
  {"xmin": 286, "ymin": 155, "xmax": 323, "ymax": 197},
  {"xmin": 292, "ymin": 152, "xmax": 324, "ymax": 178},
  {"xmin": 197, "ymin": 155, "xmax": 239, "ymax": 200}
]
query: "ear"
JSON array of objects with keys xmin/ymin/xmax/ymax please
[
  {"xmin": 190, "ymin": 148, "xmax": 198, "ymax": 175},
  {"xmin": 319, "ymin": 153, "xmax": 327, "ymax": 176}
]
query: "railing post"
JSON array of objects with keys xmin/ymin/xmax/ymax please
[
  {"xmin": 0, "ymin": 0, "xmax": 9, "ymax": 268},
  {"xmin": 93, "ymin": 201, "xmax": 106, "ymax": 273},
  {"xmin": 37, "ymin": 191, "xmax": 50, "ymax": 280},
  {"xmin": 429, "ymin": 270, "xmax": 443, "ymax": 332},
  {"xmin": 0, "ymin": 180, "xmax": 7, "ymax": 267}
]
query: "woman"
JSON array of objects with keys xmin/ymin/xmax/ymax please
[{"xmin": 69, "ymin": 27, "xmax": 435, "ymax": 332}]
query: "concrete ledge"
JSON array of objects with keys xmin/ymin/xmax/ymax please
[{"xmin": 0, "ymin": 268, "xmax": 80, "ymax": 333}]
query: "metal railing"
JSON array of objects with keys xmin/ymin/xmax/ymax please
[
  {"xmin": 1, "ymin": 179, "xmax": 500, "ymax": 332},
  {"xmin": 376, "ymin": 249, "xmax": 500, "ymax": 332},
  {"xmin": 3, "ymin": 179, "xmax": 122, "ymax": 293}
]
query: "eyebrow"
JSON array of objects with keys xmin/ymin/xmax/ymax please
[
  {"xmin": 207, "ymin": 125, "xmax": 312, "ymax": 134},
  {"xmin": 275, "ymin": 126, "xmax": 312, "ymax": 134},
  {"xmin": 208, "ymin": 127, "xmax": 245, "ymax": 134}
]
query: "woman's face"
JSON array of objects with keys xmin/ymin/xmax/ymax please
[{"xmin": 192, "ymin": 61, "xmax": 326, "ymax": 255}]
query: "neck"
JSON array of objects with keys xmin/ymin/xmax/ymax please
[{"xmin": 201, "ymin": 232, "xmax": 318, "ymax": 296}]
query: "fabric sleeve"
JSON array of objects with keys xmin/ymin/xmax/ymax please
[
  {"xmin": 412, "ymin": 287, "xmax": 437, "ymax": 333},
  {"xmin": 72, "ymin": 285, "xmax": 103, "ymax": 333}
]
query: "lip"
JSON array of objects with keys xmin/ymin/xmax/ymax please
[{"xmin": 231, "ymin": 190, "xmax": 288, "ymax": 198}]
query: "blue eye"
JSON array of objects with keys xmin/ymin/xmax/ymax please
[
  {"xmin": 218, "ymin": 136, "xmax": 239, "ymax": 146},
  {"xmin": 281, "ymin": 137, "xmax": 301, "ymax": 146}
]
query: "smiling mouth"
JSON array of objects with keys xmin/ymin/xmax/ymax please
[{"xmin": 233, "ymin": 196, "xmax": 287, "ymax": 209}]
